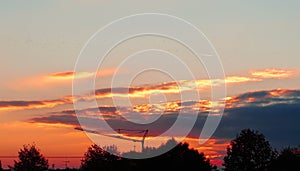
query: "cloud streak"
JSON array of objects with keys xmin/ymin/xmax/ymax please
[
  {"xmin": 49, "ymin": 68, "xmax": 118, "ymax": 81},
  {"xmin": 10, "ymin": 68, "xmax": 117, "ymax": 89},
  {"xmin": 0, "ymin": 98, "xmax": 72, "ymax": 111},
  {"xmin": 250, "ymin": 68, "xmax": 293, "ymax": 79},
  {"xmin": 92, "ymin": 68, "xmax": 294, "ymax": 100},
  {"xmin": 2, "ymin": 68, "xmax": 295, "ymax": 112},
  {"xmin": 49, "ymin": 71, "xmax": 94, "ymax": 80}
]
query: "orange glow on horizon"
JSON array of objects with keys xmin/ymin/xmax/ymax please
[
  {"xmin": 184, "ymin": 137, "xmax": 229, "ymax": 166},
  {"xmin": 0, "ymin": 121, "xmax": 92, "ymax": 168}
]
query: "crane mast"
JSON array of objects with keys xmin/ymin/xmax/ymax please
[{"xmin": 117, "ymin": 129, "xmax": 149, "ymax": 152}]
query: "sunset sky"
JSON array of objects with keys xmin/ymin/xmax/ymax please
[{"xmin": 1, "ymin": 0, "xmax": 300, "ymax": 169}]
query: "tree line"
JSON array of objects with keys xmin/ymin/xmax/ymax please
[{"xmin": 2, "ymin": 129, "xmax": 300, "ymax": 171}]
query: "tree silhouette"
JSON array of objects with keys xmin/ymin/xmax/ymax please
[
  {"xmin": 150, "ymin": 141, "xmax": 216, "ymax": 171},
  {"xmin": 81, "ymin": 144, "xmax": 120, "ymax": 171},
  {"xmin": 270, "ymin": 147, "xmax": 300, "ymax": 170},
  {"xmin": 122, "ymin": 139, "xmax": 216, "ymax": 171},
  {"xmin": 12, "ymin": 144, "xmax": 48, "ymax": 171},
  {"xmin": 223, "ymin": 129, "xmax": 275, "ymax": 171},
  {"xmin": 81, "ymin": 139, "xmax": 216, "ymax": 171}
]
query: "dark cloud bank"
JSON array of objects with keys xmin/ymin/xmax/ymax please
[{"xmin": 30, "ymin": 89, "xmax": 300, "ymax": 149}]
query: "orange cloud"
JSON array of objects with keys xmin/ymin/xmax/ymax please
[
  {"xmin": 132, "ymin": 101, "xmax": 182, "ymax": 114},
  {"xmin": 49, "ymin": 71, "xmax": 75, "ymax": 79},
  {"xmin": 180, "ymin": 76, "xmax": 259, "ymax": 91},
  {"xmin": 106, "ymin": 68, "xmax": 292, "ymax": 100},
  {"xmin": 133, "ymin": 104, "xmax": 152, "ymax": 113},
  {"xmin": 268, "ymin": 88, "xmax": 293, "ymax": 97},
  {"xmin": 0, "ymin": 97, "xmax": 72, "ymax": 112},
  {"xmin": 10, "ymin": 68, "xmax": 117, "ymax": 90},
  {"xmin": 164, "ymin": 101, "xmax": 181, "ymax": 112},
  {"xmin": 4, "ymin": 67, "xmax": 295, "ymax": 112},
  {"xmin": 250, "ymin": 68, "xmax": 293, "ymax": 79},
  {"xmin": 225, "ymin": 76, "xmax": 261, "ymax": 83},
  {"xmin": 94, "ymin": 83, "xmax": 180, "ymax": 100},
  {"xmin": 47, "ymin": 68, "xmax": 118, "ymax": 81},
  {"xmin": 48, "ymin": 71, "xmax": 94, "ymax": 81},
  {"xmin": 93, "ymin": 75, "xmax": 258, "ymax": 100}
]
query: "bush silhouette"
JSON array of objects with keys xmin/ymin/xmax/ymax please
[{"xmin": 270, "ymin": 147, "xmax": 300, "ymax": 170}]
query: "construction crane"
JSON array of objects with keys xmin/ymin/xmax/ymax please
[
  {"xmin": 116, "ymin": 129, "xmax": 148, "ymax": 152},
  {"xmin": 75, "ymin": 127, "xmax": 148, "ymax": 152}
]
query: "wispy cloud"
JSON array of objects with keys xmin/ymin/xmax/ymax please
[
  {"xmin": 225, "ymin": 76, "xmax": 261, "ymax": 83},
  {"xmin": 250, "ymin": 68, "xmax": 293, "ymax": 79},
  {"xmin": 48, "ymin": 71, "xmax": 94, "ymax": 80},
  {"xmin": 29, "ymin": 114, "xmax": 79, "ymax": 127},
  {"xmin": 2, "ymin": 68, "xmax": 295, "ymax": 112},
  {"xmin": 0, "ymin": 98, "xmax": 72, "ymax": 111},
  {"xmin": 92, "ymin": 68, "xmax": 293, "ymax": 100},
  {"xmin": 93, "ymin": 75, "xmax": 261, "ymax": 100},
  {"xmin": 10, "ymin": 68, "xmax": 117, "ymax": 89},
  {"xmin": 47, "ymin": 68, "xmax": 118, "ymax": 81}
]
